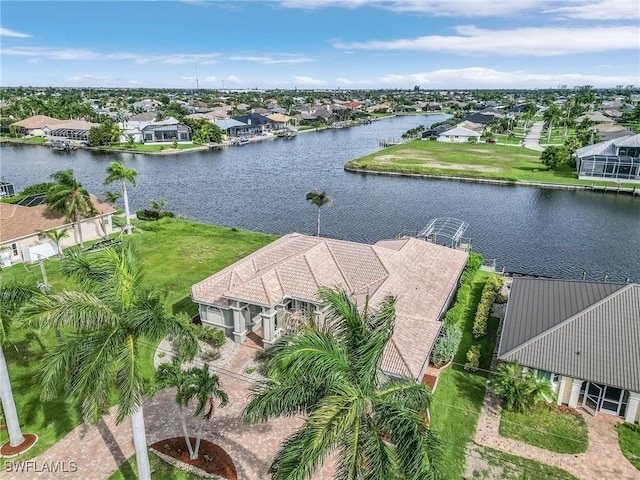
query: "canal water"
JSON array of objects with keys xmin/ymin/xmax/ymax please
[{"xmin": 3, "ymin": 115, "xmax": 639, "ymax": 282}]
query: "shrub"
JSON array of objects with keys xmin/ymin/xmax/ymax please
[
  {"xmin": 472, "ymin": 274, "xmax": 504, "ymax": 338},
  {"xmin": 465, "ymin": 344, "xmax": 481, "ymax": 371},
  {"xmin": 431, "ymin": 324, "xmax": 463, "ymax": 366},
  {"xmin": 493, "ymin": 362, "xmax": 555, "ymax": 412},
  {"xmin": 136, "ymin": 209, "xmax": 175, "ymax": 221},
  {"xmin": 193, "ymin": 325, "xmax": 226, "ymax": 349}
]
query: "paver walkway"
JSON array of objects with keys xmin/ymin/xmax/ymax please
[
  {"xmin": 523, "ymin": 121, "xmax": 545, "ymax": 152},
  {"xmin": 475, "ymin": 386, "xmax": 639, "ymax": 479},
  {"xmin": 4, "ymin": 344, "xmax": 336, "ymax": 480}
]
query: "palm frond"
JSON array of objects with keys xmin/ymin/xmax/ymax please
[{"xmin": 114, "ymin": 334, "xmax": 145, "ymax": 424}]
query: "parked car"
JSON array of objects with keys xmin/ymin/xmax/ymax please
[{"xmin": 486, "ymin": 138, "xmax": 496, "ymax": 143}]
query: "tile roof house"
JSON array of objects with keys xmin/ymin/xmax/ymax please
[
  {"xmin": 0, "ymin": 195, "xmax": 116, "ymax": 266},
  {"xmin": 437, "ymin": 126, "xmax": 481, "ymax": 143},
  {"xmin": 192, "ymin": 233, "xmax": 468, "ymax": 380},
  {"xmin": 11, "ymin": 115, "xmax": 66, "ymax": 136},
  {"xmin": 498, "ymin": 277, "xmax": 640, "ymax": 423}
]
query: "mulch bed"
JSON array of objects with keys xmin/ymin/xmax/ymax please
[
  {"xmin": 1, "ymin": 434, "xmax": 38, "ymax": 458},
  {"xmin": 150, "ymin": 437, "xmax": 237, "ymax": 480}
]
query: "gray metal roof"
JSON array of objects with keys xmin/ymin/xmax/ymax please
[{"xmin": 498, "ymin": 278, "xmax": 640, "ymax": 391}]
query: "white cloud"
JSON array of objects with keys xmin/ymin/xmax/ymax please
[
  {"xmin": 204, "ymin": 75, "xmax": 217, "ymax": 82},
  {"xmin": 225, "ymin": 75, "xmax": 240, "ymax": 83},
  {"xmin": 227, "ymin": 55, "xmax": 315, "ymax": 64},
  {"xmin": 333, "ymin": 25, "xmax": 638, "ymax": 56},
  {"xmin": 1, "ymin": 46, "xmax": 220, "ymax": 64},
  {"xmin": 377, "ymin": 67, "xmax": 639, "ymax": 88},
  {"xmin": 0, "ymin": 27, "xmax": 31, "ymax": 38},
  {"xmin": 280, "ymin": 0, "xmax": 637, "ymax": 20},
  {"xmin": 336, "ymin": 77, "xmax": 373, "ymax": 85},
  {"xmin": 68, "ymin": 74, "xmax": 109, "ymax": 83},
  {"xmin": 294, "ymin": 76, "xmax": 327, "ymax": 86},
  {"xmin": 544, "ymin": 0, "xmax": 639, "ymax": 20}
]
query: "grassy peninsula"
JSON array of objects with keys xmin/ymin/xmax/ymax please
[{"xmin": 345, "ymin": 140, "xmax": 637, "ymax": 188}]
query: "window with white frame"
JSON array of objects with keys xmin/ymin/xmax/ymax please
[{"xmin": 11, "ymin": 243, "xmax": 18, "ymax": 256}]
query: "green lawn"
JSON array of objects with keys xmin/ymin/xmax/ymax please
[
  {"xmin": 469, "ymin": 445, "xmax": 579, "ymax": 479},
  {"xmin": 616, "ymin": 423, "xmax": 640, "ymax": 471},
  {"xmin": 108, "ymin": 450, "xmax": 219, "ymax": 480},
  {"xmin": 1, "ymin": 218, "xmax": 277, "ymax": 460},
  {"xmin": 345, "ymin": 139, "xmax": 637, "ymax": 188},
  {"xmin": 499, "ymin": 404, "xmax": 588, "ymax": 454},
  {"xmin": 0, "ymin": 135, "xmax": 47, "ymax": 144}
]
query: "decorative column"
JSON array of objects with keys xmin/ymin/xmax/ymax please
[
  {"xmin": 261, "ymin": 307, "xmax": 278, "ymax": 348},
  {"xmin": 624, "ymin": 391, "xmax": 640, "ymax": 423},
  {"xmin": 556, "ymin": 376, "xmax": 568, "ymax": 406},
  {"xmin": 568, "ymin": 379, "xmax": 583, "ymax": 408},
  {"xmin": 231, "ymin": 304, "xmax": 246, "ymax": 344}
]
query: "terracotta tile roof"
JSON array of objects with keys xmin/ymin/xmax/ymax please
[
  {"xmin": 11, "ymin": 115, "xmax": 66, "ymax": 129},
  {"xmin": 192, "ymin": 233, "xmax": 468, "ymax": 379},
  {"xmin": 0, "ymin": 195, "xmax": 115, "ymax": 243}
]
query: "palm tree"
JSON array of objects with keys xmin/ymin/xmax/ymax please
[
  {"xmin": 156, "ymin": 359, "xmax": 228, "ymax": 460},
  {"xmin": 104, "ymin": 190, "xmax": 122, "ymax": 207},
  {"xmin": 185, "ymin": 364, "xmax": 228, "ymax": 459},
  {"xmin": 104, "ymin": 162, "xmax": 137, "ymax": 236},
  {"xmin": 22, "ymin": 245, "xmax": 199, "ymax": 480},
  {"xmin": 46, "ymin": 170, "xmax": 96, "ymax": 247},
  {"xmin": 0, "ymin": 281, "xmax": 38, "ymax": 450},
  {"xmin": 543, "ymin": 104, "xmax": 562, "ymax": 142},
  {"xmin": 305, "ymin": 190, "xmax": 332, "ymax": 237},
  {"xmin": 38, "ymin": 227, "xmax": 70, "ymax": 259},
  {"xmin": 149, "ymin": 198, "xmax": 166, "ymax": 216},
  {"xmin": 243, "ymin": 288, "xmax": 440, "ymax": 480},
  {"xmin": 493, "ymin": 362, "xmax": 554, "ymax": 413}
]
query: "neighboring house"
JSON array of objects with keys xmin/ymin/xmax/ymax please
[
  {"xmin": 42, "ymin": 120, "xmax": 99, "ymax": 143},
  {"xmin": 191, "ymin": 233, "xmax": 468, "ymax": 381},
  {"xmin": 132, "ymin": 99, "xmax": 161, "ymax": 111},
  {"xmin": 0, "ymin": 195, "xmax": 115, "ymax": 266},
  {"xmin": 575, "ymin": 134, "xmax": 640, "ymax": 184},
  {"xmin": 497, "ymin": 277, "xmax": 640, "ymax": 423},
  {"xmin": 576, "ymin": 112, "xmax": 616, "ymax": 124},
  {"xmin": 421, "ymin": 124, "xmax": 453, "ymax": 139},
  {"xmin": 437, "ymin": 126, "xmax": 481, "ymax": 143},
  {"xmin": 231, "ymin": 113, "xmax": 276, "ymax": 135},
  {"xmin": 11, "ymin": 115, "xmax": 66, "ymax": 136},
  {"xmin": 212, "ymin": 119, "xmax": 249, "ymax": 137},
  {"xmin": 141, "ymin": 118, "xmax": 192, "ymax": 144},
  {"xmin": 266, "ymin": 113, "xmax": 292, "ymax": 130}
]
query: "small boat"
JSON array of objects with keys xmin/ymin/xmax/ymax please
[
  {"xmin": 276, "ymin": 129, "xmax": 298, "ymax": 139},
  {"xmin": 238, "ymin": 136, "xmax": 250, "ymax": 145},
  {"xmin": 50, "ymin": 140, "xmax": 75, "ymax": 151}
]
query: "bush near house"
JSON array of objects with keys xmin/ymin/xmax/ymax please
[
  {"xmin": 472, "ymin": 274, "xmax": 503, "ymax": 338},
  {"xmin": 136, "ymin": 209, "xmax": 176, "ymax": 221},
  {"xmin": 465, "ymin": 344, "xmax": 481, "ymax": 371},
  {"xmin": 431, "ymin": 323, "xmax": 462, "ymax": 366},
  {"xmin": 443, "ymin": 252, "xmax": 483, "ymax": 327}
]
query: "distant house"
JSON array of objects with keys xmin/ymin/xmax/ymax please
[
  {"xmin": 11, "ymin": 115, "xmax": 66, "ymax": 136},
  {"xmin": 212, "ymin": 118, "xmax": 248, "ymax": 137},
  {"xmin": 141, "ymin": 118, "xmax": 192, "ymax": 144},
  {"xmin": 497, "ymin": 277, "xmax": 640, "ymax": 423},
  {"xmin": 191, "ymin": 233, "xmax": 468, "ymax": 381},
  {"xmin": 132, "ymin": 99, "xmax": 161, "ymax": 112},
  {"xmin": 576, "ymin": 134, "xmax": 640, "ymax": 184},
  {"xmin": 266, "ymin": 113, "xmax": 292, "ymax": 130},
  {"xmin": 437, "ymin": 126, "xmax": 481, "ymax": 143},
  {"xmin": 422, "ymin": 124, "xmax": 453, "ymax": 139},
  {"xmin": 0, "ymin": 195, "xmax": 115, "ymax": 267}
]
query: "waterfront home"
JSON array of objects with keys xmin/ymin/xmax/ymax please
[
  {"xmin": 0, "ymin": 195, "xmax": 115, "ymax": 266},
  {"xmin": 42, "ymin": 119, "xmax": 99, "ymax": 143},
  {"xmin": 141, "ymin": 118, "xmax": 192, "ymax": 144},
  {"xmin": 132, "ymin": 98, "xmax": 161, "ymax": 111},
  {"xmin": 231, "ymin": 113, "xmax": 277, "ymax": 135},
  {"xmin": 576, "ymin": 133, "xmax": 640, "ymax": 184},
  {"xmin": 191, "ymin": 233, "xmax": 468, "ymax": 381},
  {"xmin": 11, "ymin": 115, "xmax": 66, "ymax": 136},
  {"xmin": 437, "ymin": 126, "xmax": 481, "ymax": 143},
  {"xmin": 497, "ymin": 277, "xmax": 640, "ymax": 423}
]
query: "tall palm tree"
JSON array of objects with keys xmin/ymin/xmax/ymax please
[
  {"xmin": 543, "ymin": 104, "xmax": 562, "ymax": 143},
  {"xmin": 305, "ymin": 190, "xmax": 332, "ymax": 237},
  {"xmin": 243, "ymin": 288, "xmax": 440, "ymax": 480},
  {"xmin": 104, "ymin": 162, "xmax": 137, "ymax": 236},
  {"xmin": 22, "ymin": 245, "xmax": 199, "ymax": 480},
  {"xmin": 38, "ymin": 227, "xmax": 70, "ymax": 259},
  {"xmin": 46, "ymin": 170, "xmax": 96, "ymax": 247},
  {"xmin": 0, "ymin": 281, "xmax": 38, "ymax": 450}
]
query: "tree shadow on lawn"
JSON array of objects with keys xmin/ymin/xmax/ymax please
[
  {"xmin": 171, "ymin": 295, "xmax": 198, "ymax": 316},
  {"xmin": 98, "ymin": 419, "xmax": 136, "ymax": 479},
  {"xmin": 20, "ymin": 394, "xmax": 81, "ymax": 440}
]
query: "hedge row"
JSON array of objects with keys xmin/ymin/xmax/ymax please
[
  {"xmin": 465, "ymin": 344, "xmax": 481, "ymax": 371},
  {"xmin": 431, "ymin": 253, "xmax": 483, "ymax": 366},
  {"xmin": 136, "ymin": 209, "xmax": 175, "ymax": 221},
  {"xmin": 472, "ymin": 274, "xmax": 504, "ymax": 338}
]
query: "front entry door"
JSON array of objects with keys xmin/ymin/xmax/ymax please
[{"xmin": 582, "ymin": 382, "xmax": 603, "ymax": 417}]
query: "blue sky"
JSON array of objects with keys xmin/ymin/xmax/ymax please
[{"xmin": 1, "ymin": 0, "xmax": 638, "ymax": 89}]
